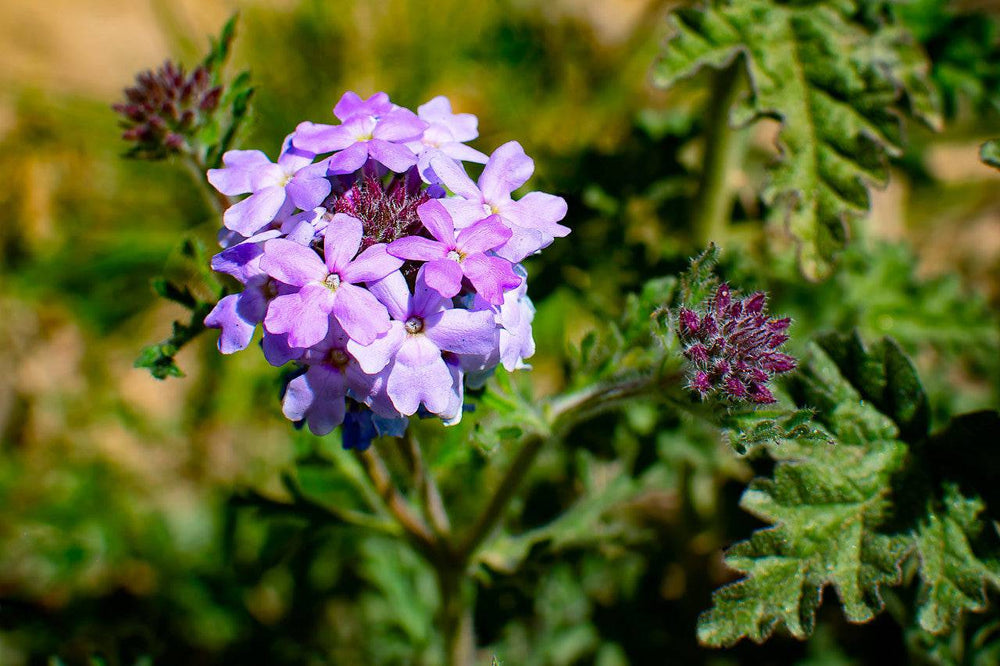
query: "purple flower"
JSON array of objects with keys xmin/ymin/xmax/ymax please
[
  {"xmin": 292, "ymin": 92, "xmax": 428, "ymax": 175},
  {"xmin": 429, "ymin": 142, "xmax": 570, "ymax": 262},
  {"xmin": 408, "ymin": 96, "xmax": 488, "ymax": 169},
  {"xmin": 347, "ymin": 270, "xmax": 496, "ymax": 416},
  {"xmin": 204, "ymin": 240, "xmax": 285, "ymax": 354},
  {"xmin": 387, "ymin": 199, "xmax": 520, "ymax": 304},
  {"xmin": 282, "ymin": 322, "xmax": 376, "ymax": 436},
  {"xmin": 261, "ymin": 214, "xmax": 402, "ymax": 347},
  {"xmin": 675, "ymin": 284, "xmax": 796, "ymax": 404},
  {"xmin": 207, "ymin": 135, "xmax": 332, "ymax": 236}
]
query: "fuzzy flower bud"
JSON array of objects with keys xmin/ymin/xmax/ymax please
[
  {"xmin": 675, "ymin": 284, "xmax": 796, "ymax": 404},
  {"xmin": 113, "ymin": 60, "xmax": 222, "ymax": 160}
]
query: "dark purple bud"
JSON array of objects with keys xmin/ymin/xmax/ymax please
[
  {"xmin": 767, "ymin": 333, "xmax": 790, "ymax": 349},
  {"xmin": 700, "ymin": 314, "xmax": 718, "ymax": 339},
  {"xmin": 164, "ymin": 133, "xmax": 186, "ymax": 150},
  {"xmin": 715, "ymin": 359, "xmax": 731, "ymax": 376},
  {"xmin": 714, "ymin": 283, "xmax": 731, "ymax": 313},
  {"xmin": 762, "ymin": 353, "xmax": 796, "ymax": 373},
  {"xmin": 685, "ymin": 343, "xmax": 709, "ymax": 364},
  {"xmin": 725, "ymin": 377, "xmax": 747, "ymax": 398},
  {"xmin": 200, "ymin": 86, "xmax": 222, "ymax": 112},
  {"xmin": 678, "ymin": 309, "xmax": 700, "ymax": 337},
  {"xmin": 690, "ymin": 372, "xmax": 712, "ymax": 395},
  {"xmin": 749, "ymin": 384, "xmax": 776, "ymax": 404},
  {"xmin": 768, "ymin": 317, "xmax": 791, "ymax": 333},
  {"xmin": 745, "ymin": 292, "xmax": 766, "ymax": 315},
  {"xmin": 729, "ymin": 300, "xmax": 744, "ymax": 319}
]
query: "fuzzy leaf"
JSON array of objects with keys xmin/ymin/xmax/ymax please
[
  {"xmin": 813, "ymin": 331, "xmax": 930, "ymax": 441},
  {"xmin": 697, "ymin": 439, "xmax": 909, "ymax": 646},
  {"xmin": 652, "ymin": 0, "xmax": 938, "ymax": 279},
  {"xmin": 914, "ymin": 485, "xmax": 1000, "ymax": 634}
]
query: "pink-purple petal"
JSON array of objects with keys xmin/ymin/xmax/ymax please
[
  {"xmin": 367, "ymin": 271, "xmax": 411, "ymax": 321},
  {"xmin": 327, "ymin": 141, "xmax": 371, "ymax": 174},
  {"xmin": 422, "ymin": 259, "xmax": 464, "ymax": 298},
  {"xmin": 223, "ymin": 186, "xmax": 287, "ymax": 236},
  {"xmin": 342, "ymin": 243, "xmax": 403, "ymax": 283},
  {"xmin": 324, "ymin": 214, "xmax": 364, "ymax": 272},
  {"xmin": 348, "ymin": 321, "xmax": 406, "ymax": 374},
  {"xmin": 293, "ymin": 122, "xmax": 355, "ymax": 153},
  {"xmin": 461, "ymin": 253, "xmax": 521, "ymax": 305},
  {"xmin": 205, "ymin": 294, "xmax": 256, "ymax": 354},
  {"xmin": 424, "ymin": 308, "xmax": 497, "ymax": 356},
  {"xmin": 331, "ymin": 283, "xmax": 391, "ymax": 345},
  {"xmin": 428, "ymin": 154, "xmax": 482, "ymax": 200},
  {"xmin": 262, "ymin": 238, "xmax": 326, "ymax": 286},
  {"xmin": 479, "ymin": 141, "xmax": 534, "ymax": 203},
  {"xmin": 439, "ymin": 197, "xmax": 491, "ymax": 230},
  {"xmin": 367, "ymin": 139, "xmax": 418, "ymax": 172},
  {"xmin": 387, "ymin": 336, "xmax": 455, "ymax": 415},
  {"xmin": 387, "ymin": 236, "xmax": 448, "ymax": 262},
  {"xmin": 416, "ymin": 199, "xmax": 457, "ymax": 245},
  {"xmin": 456, "ymin": 215, "xmax": 512, "ymax": 254}
]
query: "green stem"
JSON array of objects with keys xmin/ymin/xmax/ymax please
[
  {"xmin": 438, "ymin": 566, "xmax": 476, "ymax": 666},
  {"xmin": 182, "ymin": 150, "xmax": 233, "ymax": 218},
  {"xmin": 693, "ymin": 58, "xmax": 746, "ymax": 248},
  {"xmin": 354, "ymin": 445, "xmax": 438, "ymax": 559},
  {"xmin": 399, "ymin": 429, "xmax": 452, "ymax": 537}
]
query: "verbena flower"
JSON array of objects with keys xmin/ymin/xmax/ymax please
[
  {"xmin": 676, "ymin": 284, "xmax": 796, "ymax": 405},
  {"xmin": 203, "ymin": 91, "xmax": 569, "ymax": 443},
  {"xmin": 113, "ymin": 60, "xmax": 221, "ymax": 159}
]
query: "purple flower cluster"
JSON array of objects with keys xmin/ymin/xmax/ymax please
[
  {"xmin": 203, "ymin": 92, "xmax": 568, "ymax": 447},
  {"xmin": 676, "ymin": 284, "xmax": 796, "ymax": 405}
]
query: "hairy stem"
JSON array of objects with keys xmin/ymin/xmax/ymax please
[
  {"xmin": 354, "ymin": 445, "xmax": 438, "ymax": 558},
  {"xmin": 399, "ymin": 429, "xmax": 452, "ymax": 537},
  {"xmin": 182, "ymin": 151, "xmax": 233, "ymax": 218},
  {"xmin": 693, "ymin": 58, "xmax": 746, "ymax": 248},
  {"xmin": 439, "ymin": 566, "xmax": 475, "ymax": 666}
]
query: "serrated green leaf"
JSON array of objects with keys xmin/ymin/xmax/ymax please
[
  {"xmin": 698, "ymin": 439, "xmax": 909, "ymax": 646},
  {"xmin": 980, "ymin": 139, "xmax": 1000, "ymax": 171},
  {"xmin": 914, "ymin": 485, "xmax": 1000, "ymax": 635},
  {"xmin": 722, "ymin": 408, "xmax": 830, "ymax": 455},
  {"xmin": 788, "ymin": 340, "xmax": 899, "ymax": 445},
  {"xmin": 814, "ymin": 331, "xmax": 930, "ymax": 441},
  {"xmin": 653, "ymin": 0, "xmax": 939, "ymax": 279}
]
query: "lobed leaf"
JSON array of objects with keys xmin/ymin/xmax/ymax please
[
  {"xmin": 653, "ymin": 0, "xmax": 939, "ymax": 279},
  {"xmin": 914, "ymin": 485, "xmax": 1000, "ymax": 635},
  {"xmin": 698, "ymin": 439, "xmax": 909, "ymax": 646}
]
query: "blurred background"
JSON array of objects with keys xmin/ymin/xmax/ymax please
[{"xmin": 0, "ymin": 1, "xmax": 998, "ymax": 664}]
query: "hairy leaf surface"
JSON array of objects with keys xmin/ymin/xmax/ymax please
[{"xmin": 652, "ymin": 0, "xmax": 938, "ymax": 279}]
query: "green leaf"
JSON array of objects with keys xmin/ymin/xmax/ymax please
[
  {"xmin": 697, "ymin": 439, "xmax": 909, "ymax": 646},
  {"xmin": 786, "ymin": 340, "xmax": 900, "ymax": 446},
  {"xmin": 813, "ymin": 331, "xmax": 930, "ymax": 442},
  {"xmin": 721, "ymin": 407, "xmax": 830, "ymax": 455},
  {"xmin": 202, "ymin": 13, "xmax": 239, "ymax": 73},
  {"xmin": 980, "ymin": 139, "xmax": 1000, "ymax": 171},
  {"xmin": 914, "ymin": 485, "xmax": 1000, "ymax": 635},
  {"xmin": 677, "ymin": 243, "xmax": 720, "ymax": 309},
  {"xmin": 652, "ymin": 0, "xmax": 939, "ymax": 279}
]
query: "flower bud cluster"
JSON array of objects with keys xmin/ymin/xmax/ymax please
[
  {"xmin": 676, "ymin": 284, "xmax": 796, "ymax": 404},
  {"xmin": 113, "ymin": 61, "xmax": 222, "ymax": 159},
  {"xmin": 203, "ymin": 92, "xmax": 568, "ymax": 447}
]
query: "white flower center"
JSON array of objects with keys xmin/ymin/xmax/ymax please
[
  {"xmin": 447, "ymin": 250, "xmax": 462, "ymax": 262},
  {"xmin": 404, "ymin": 316, "xmax": 424, "ymax": 334},
  {"xmin": 324, "ymin": 273, "xmax": 341, "ymax": 291}
]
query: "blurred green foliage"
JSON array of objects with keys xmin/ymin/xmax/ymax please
[{"xmin": 1, "ymin": 1, "xmax": 998, "ymax": 664}]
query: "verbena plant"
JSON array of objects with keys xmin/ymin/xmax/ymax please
[{"xmin": 97, "ymin": 3, "xmax": 999, "ymax": 664}]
